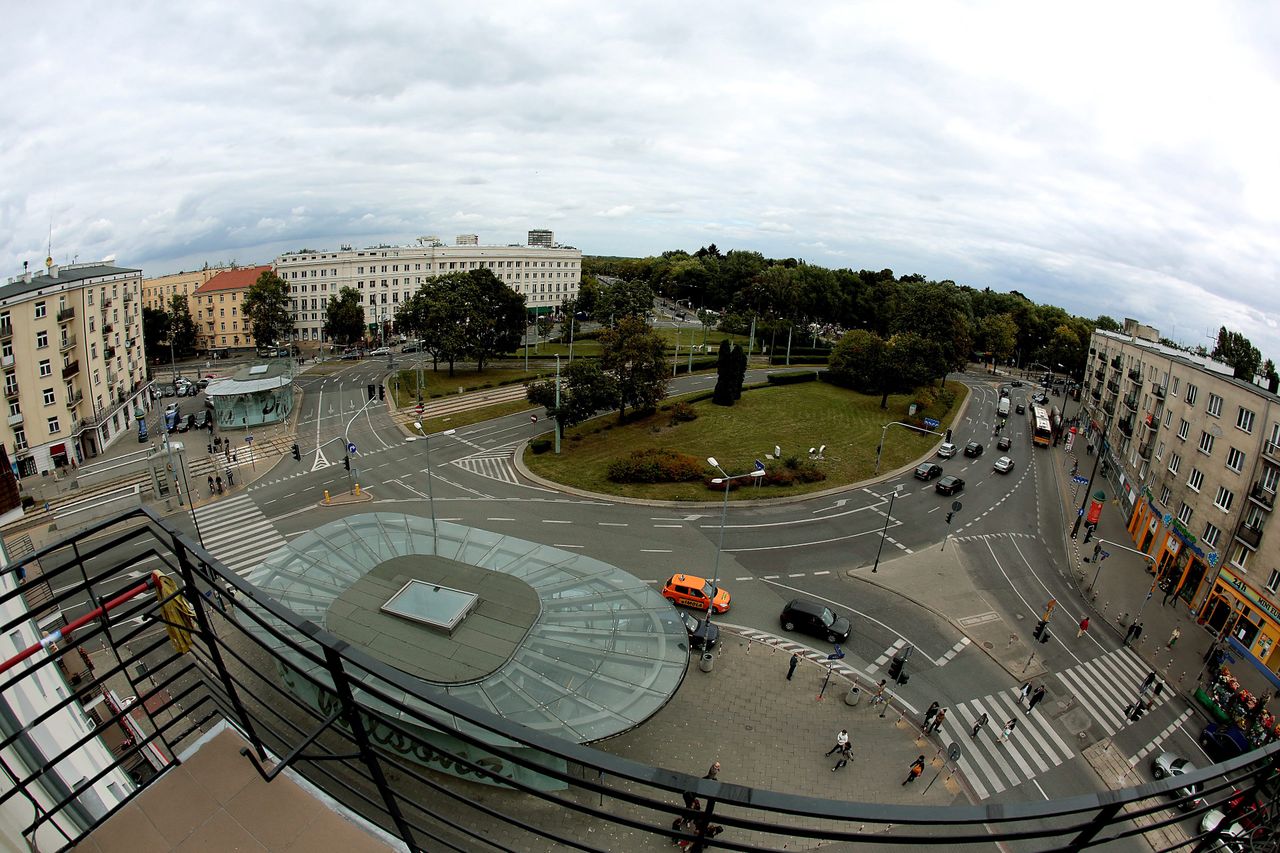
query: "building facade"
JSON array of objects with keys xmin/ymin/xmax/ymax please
[
  {"xmin": 1083, "ymin": 323, "xmax": 1280, "ymax": 683},
  {"xmin": 527, "ymin": 229, "xmax": 554, "ymax": 248},
  {"xmin": 274, "ymin": 240, "xmax": 583, "ymax": 342},
  {"xmin": 140, "ymin": 268, "xmax": 221, "ymax": 313},
  {"xmin": 0, "ymin": 260, "xmax": 151, "ymax": 475},
  {"xmin": 191, "ymin": 265, "xmax": 269, "ymax": 353}
]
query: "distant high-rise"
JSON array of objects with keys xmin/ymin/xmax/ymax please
[
  {"xmin": 455, "ymin": 234, "xmax": 479, "ymax": 246},
  {"xmin": 528, "ymin": 229, "xmax": 554, "ymax": 248}
]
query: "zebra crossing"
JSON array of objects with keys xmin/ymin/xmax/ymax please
[
  {"xmin": 451, "ymin": 445, "xmax": 520, "ymax": 484},
  {"xmin": 192, "ymin": 494, "xmax": 288, "ymax": 577},
  {"xmin": 943, "ymin": 646, "xmax": 1173, "ymax": 799}
]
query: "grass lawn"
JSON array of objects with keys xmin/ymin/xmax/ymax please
[
  {"xmin": 502, "ymin": 328, "xmax": 753, "ymax": 359},
  {"xmin": 522, "ymin": 380, "xmax": 966, "ymax": 501},
  {"xmin": 391, "ymin": 367, "xmax": 552, "ymax": 408},
  {"xmin": 412, "ymin": 398, "xmax": 537, "ymax": 434}
]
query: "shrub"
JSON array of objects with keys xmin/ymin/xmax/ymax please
[
  {"xmin": 768, "ymin": 355, "xmax": 829, "ymax": 365},
  {"xmin": 607, "ymin": 449, "xmax": 705, "ymax": 483},
  {"xmin": 530, "ymin": 439, "xmax": 553, "ymax": 454},
  {"xmin": 668, "ymin": 401, "xmax": 698, "ymax": 424}
]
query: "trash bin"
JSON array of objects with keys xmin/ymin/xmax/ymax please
[
  {"xmin": 844, "ymin": 686, "xmax": 861, "ymax": 706},
  {"xmin": 699, "ymin": 652, "xmax": 714, "ymax": 673}
]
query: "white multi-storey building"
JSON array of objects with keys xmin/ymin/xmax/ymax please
[{"xmin": 274, "ymin": 240, "xmax": 583, "ymax": 342}]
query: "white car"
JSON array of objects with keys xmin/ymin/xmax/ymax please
[
  {"xmin": 937, "ymin": 443, "xmax": 957, "ymax": 458},
  {"xmin": 994, "ymin": 456, "xmax": 1015, "ymax": 474},
  {"xmin": 1151, "ymin": 752, "xmax": 1203, "ymax": 811},
  {"xmin": 369, "ymin": 346, "xmax": 391, "ymax": 356}
]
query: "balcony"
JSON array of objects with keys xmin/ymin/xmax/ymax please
[
  {"xmin": 1152, "ymin": 384, "xmax": 1165, "ymax": 399},
  {"xmin": 106, "ymin": 370, "xmax": 118, "ymax": 385},
  {"xmin": 4, "ymin": 384, "xmax": 17, "ymax": 401},
  {"xmin": 100, "ymin": 297, "xmax": 112, "ymax": 309},
  {"xmin": 1, "ymin": 354, "xmax": 11, "ymax": 368},
  {"xmin": 1111, "ymin": 356, "xmax": 1122, "ymax": 369},
  {"xmin": 1123, "ymin": 394, "xmax": 1138, "ymax": 412},
  {"xmin": 1235, "ymin": 522, "xmax": 1264, "ymax": 550},
  {"xmin": 125, "ymin": 337, "xmax": 135, "ymax": 350},
  {"xmin": 6, "ymin": 411, "xmax": 22, "ymax": 427},
  {"xmin": 123, "ymin": 291, "xmax": 134, "ymax": 303},
  {"xmin": 124, "ymin": 313, "xmax": 135, "ymax": 326},
  {"xmin": 0, "ymin": 321, "xmax": 9, "ymax": 340},
  {"xmin": 1094, "ymin": 368, "xmax": 1104, "ymax": 381},
  {"xmin": 1138, "ymin": 441, "xmax": 1153, "ymax": 460},
  {"xmin": 1118, "ymin": 416, "xmax": 1134, "ymax": 437},
  {"xmin": 65, "ymin": 389, "xmax": 82, "ymax": 410},
  {"xmin": 1263, "ymin": 441, "xmax": 1280, "ymax": 465},
  {"xmin": 104, "ymin": 346, "xmax": 116, "ymax": 360},
  {"xmin": 1145, "ymin": 412, "xmax": 1160, "ymax": 431},
  {"xmin": 1096, "ymin": 349, "xmax": 1106, "ymax": 361},
  {"xmin": 1249, "ymin": 482, "xmax": 1275, "ymax": 510},
  {"xmin": 1091, "ymin": 386, "xmax": 1102, "ymax": 401},
  {"xmin": 60, "ymin": 333, "xmax": 77, "ymax": 352},
  {"xmin": 1106, "ymin": 380, "xmax": 1120, "ymax": 394},
  {"xmin": 1128, "ymin": 368, "xmax": 1142, "ymax": 382},
  {"xmin": 102, "ymin": 322, "xmax": 113, "ymax": 334},
  {"xmin": 1103, "ymin": 400, "xmax": 1116, "ymax": 415},
  {"xmin": 61, "ymin": 360, "xmax": 80, "ymax": 380},
  {"xmin": 56, "ymin": 306, "xmax": 75, "ymax": 322}
]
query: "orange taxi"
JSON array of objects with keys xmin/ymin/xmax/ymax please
[{"xmin": 661, "ymin": 574, "xmax": 731, "ymax": 614}]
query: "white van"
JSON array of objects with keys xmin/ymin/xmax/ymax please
[{"xmin": 997, "ymin": 398, "xmax": 1011, "ymax": 418}]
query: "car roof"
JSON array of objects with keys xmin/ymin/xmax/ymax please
[
  {"xmin": 786, "ymin": 598, "xmax": 826, "ymax": 614},
  {"xmin": 940, "ymin": 474, "xmax": 961, "ymax": 482},
  {"xmin": 669, "ymin": 573, "xmax": 708, "ymax": 585}
]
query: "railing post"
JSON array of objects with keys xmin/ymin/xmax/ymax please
[
  {"xmin": 321, "ymin": 646, "xmax": 418, "ymax": 851},
  {"xmin": 170, "ymin": 533, "xmax": 268, "ymax": 761}
]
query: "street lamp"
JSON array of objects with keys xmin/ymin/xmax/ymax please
[
  {"xmin": 413, "ymin": 422, "xmax": 456, "ymax": 537},
  {"xmin": 707, "ymin": 457, "xmax": 764, "ymax": 627}
]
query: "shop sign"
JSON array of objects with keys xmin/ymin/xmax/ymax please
[
  {"xmin": 1219, "ymin": 568, "xmax": 1280, "ymax": 624},
  {"xmin": 1169, "ymin": 518, "xmax": 1206, "ymax": 558}
]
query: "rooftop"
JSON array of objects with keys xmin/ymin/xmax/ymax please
[
  {"xmin": 194, "ymin": 265, "xmax": 271, "ymax": 295},
  {"xmin": 1, "ymin": 262, "xmax": 140, "ymax": 302}
]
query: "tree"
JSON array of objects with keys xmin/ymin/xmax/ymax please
[
  {"xmin": 461, "ymin": 269, "xmax": 526, "ymax": 370},
  {"xmin": 1211, "ymin": 327, "xmax": 1262, "ymax": 381},
  {"xmin": 595, "ymin": 279, "xmax": 656, "ymax": 326},
  {"xmin": 712, "ymin": 340, "xmax": 734, "ymax": 405},
  {"xmin": 1095, "ymin": 315, "xmax": 1122, "ymax": 332},
  {"xmin": 731, "ymin": 343, "xmax": 747, "ymax": 400},
  {"xmin": 599, "ymin": 315, "xmax": 668, "ymax": 420},
  {"xmin": 415, "ymin": 275, "xmax": 471, "ymax": 376},
  {"xmin": 975, "ymin": 313, "xmax": 1018, "ymax": 363},
  {"xmin": 168, "ymin": 294, "xmax": 198, "ymax": 358},
  {"xmin": 829, "ymin": 330, "xmax": 890, "ymax": 400},
  {"xmin": 242, "ymin": 270, "xmax": 293, "ymax": 347},
  {"xmin": 142, "ymin": 306, "xmax": 171, "ymax": 361},
  {"xmin": 324, "ymin": 287, "xmax": 365, "ymax": 346},
  {"xmin": 527, "ymin": 360, "xmax": 617, "ymax": 444}
]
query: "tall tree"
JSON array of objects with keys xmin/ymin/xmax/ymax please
[
  {"xmin": 527, "ymin": 360, "xmax": 617, "ymax": 445},
  {"xmin": 599, "ymin": 315, "xmax": 668, "ymax": 420},
  {"xmin": 324, "ymin": 286, "xmax": 366, "ymax": 346},
  {"xmin": 1095, "ymin": 315, "xmax": 1122, "ymax": 332},
  {"xmin": 1211, "ymin": 327, "xmax": 1262, "ymax": 381},
  {"xmin": 242, "ymin": 270, "xmax": 293, "ymax": 347},
  {"xmin": 168, "ymin": 294, "xmax": 198, "ymax": 358},
  {"xmin": 595, "ymin": 279, "xmax": 656, "ymax": 326},
  {"xmin": 712, "ymin": 339, "xmax": 734, "ymax": 405},
  {"xmin": 731, "ymin": 343, "xmax": 747, "ymax": 400},
  {"xmin": 461, "ymin": 269, "xmax": 526, "ymax": 370},
  {"xmin": 142, "ymin": 305, "xmax": 171, "ymax": 360},
  {"xmin": 415, "ymin": 274, "xmax": 471, "ymax": 376}
]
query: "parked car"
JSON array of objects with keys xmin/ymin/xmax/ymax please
[
  {"xmin": 369, "ymin": 346, "xmax": 391, "ymax": 356},
  {"xmin": 993, "ymin": 456, "xmax": 1015, "ymax": 474},
  {"xmin": 340, "ymin": 350, "xmax": 362, "ymax": 360},
  {"xmin": 1015, "ymin": 403, "xmax": 1026, "ymax": 415},
  {"xmin": 193, "ymin": 410, "xmax": 210, "ymax": 430},
  {"xmin": 964, "ymin": 441, "xmax": 984, "ymax": 457},
  {"xmin": 914, "ymin": 463, "xmax": 943, "ymax": 481},
  {"xmin": 661, "ymin": 574, "xmax": 731, "ymax": 614},
  {"xmin": 1011, "ymin": 380, "xmax": 1023, "ymax": 387},
  {"xmin": 679, "ymin": 610, "xmax": 719, "ymax": 650},
  {"xmin": 1200, "ymin": 722, "xmax": 1250, "ymax": 762},
  {"xmin": 937, "ymin": 442, "xmax": 958, "ymax": 459},
  {"xmin": 401, "ymin": 343, "xmax": 421, "ymax": 353},
  {"xmin": 935, "ymin": 475, "xmax": 965, "ymax": 495},
  {"xmin": 997, "ymin": 436, "xmax": 1012, "ymax": 451},
  {"xmin": 1200, "ymin": 792, "xmax": 1270, "ymax": 840},
  {"xmin": 1151, "ymin": 752, "xmax": 1203, "ymax": 811},
  {"xmin": 779, "ymin": 598, "xmax": 851, "ymax": 644}
]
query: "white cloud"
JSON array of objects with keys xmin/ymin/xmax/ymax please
[{"xmin": 596, "ymin": 205, "xmax": 635, "ymax": 218}]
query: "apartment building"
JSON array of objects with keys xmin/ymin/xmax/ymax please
[
  {"xmin": 191, "ymin": 265, "xmax": 269, "ymax": 353},
  {"xmin": 141, "ymin": 267, "xmax": 222, "ymax": 313},
  {"xmin": 1083, "ymin": 323, "xmax": 1280, "ymax": 681},
  {"xmin": 0, "ymin": 260, "xmax": 150, "ymax": 475},
  {"xmin": 528, "ymin": 229, "xmax": 554, "ymax": 248},
  {"xmin": 274, "ymin": 239, "xmax": 583, "ymax": 342}
]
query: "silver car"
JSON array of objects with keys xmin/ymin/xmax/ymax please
[{"xmin": 1151, "ymin": 752, "xmax": 1203, "ymax": 811}]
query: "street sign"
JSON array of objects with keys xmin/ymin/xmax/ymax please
[
  {"xmin": 951, "ymin": 500, "xmax": 962, "ymax": 512},
  {"xmin": 415, "ymin": 402, "xmax": 424, "ymax": 416},
  {"xmin": 246, "ymin": 435, "xmax": 253, "ymax": 443},
  {"xmin": 1078, "ymin": 507, "xmax": 1085, "ymax": 516},
  {"xmin": 923, "ymin": 417, "xmax": 940, "ymax": 429},
  {"xmin": 947, "ymin": 742, "xmax": 962, "ymax": 763},
  {"xmin": 754, "ymin": 459, "xmax": 765, "ymax": 471},
  {"xmin": 347, "ymin": 442, "xmax": 357, "ymax": 455},
  {"xmin": 1071, "ymin": 475, "xmax": 1089, "ymax": 485},
  {"xmin": 826, "ymin": 647, "xmax": 845, "ymax": 660}
]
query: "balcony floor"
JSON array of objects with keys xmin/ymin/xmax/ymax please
[{"xmin": 81, "ymin": 728, "xmax": 398, "ymax": 853}]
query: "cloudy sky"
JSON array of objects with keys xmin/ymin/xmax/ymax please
[{"xmin": 3, "ymin": 2, "xmax": 1278, "ymax": 357}]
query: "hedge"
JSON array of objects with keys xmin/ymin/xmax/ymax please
[{"xmin": 766, "ymin": 371, "xmax": 820, "ymax": 386}]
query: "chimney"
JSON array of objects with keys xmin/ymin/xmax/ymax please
[{"xmin": 48, "ymin": 263, "xmax": 59, "ymax": 279}]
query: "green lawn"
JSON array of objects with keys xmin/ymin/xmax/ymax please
[
  {"xmin": 503, "ymin": 328, "xmax": 752, "ymax": 359},
  {"xmin": 390, "ymin": 367, "xmax": 552, "ymax": 408},
  {"xmin": 522, "ymin": 380, "xmax": 965, "ymax": 501},
  {"xmin": 414, "ymin": 398, "xmax": 538, "ymax": 433}
]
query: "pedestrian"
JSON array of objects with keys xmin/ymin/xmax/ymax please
[
  {"xmin": 1026, "ymin": 685, "xmax": 1046, "ymax": 714},
  {"xmin": 1018, "ymin": 681, "xmax": 1032, "ymax": 705},
  {"xmin": 1077, "ymin": 616, "xmax": 1090, "ymax": 638},
  {"xmin": 970, "ymin": 712, "xmax": 989, "ymax": 738},
  {"xmin": 1149, "ymin": 681, "xmax": 1165, "ymax": 708},
  {"xmin": 227, "ymin": 468, "xmax": 235, "ymax": 487},
  {"xmin": 923, "ymin": 701, "xmax": 940, "ymax": 728},
  {"xmin": 1162, "ymin": 583, "xmax": 1178, "ymax": 607},
  {"xmin": 208, "ymin": 475, "xmax": 215, "ymax": 494},
  {"xmin": 825, "ymin": 729, "xmax": 850, "ymax": 756},
  {"xmin": 215, "ymin": 475, "xmax": 223, "ymax": 494},
  {"xmin": 1167, "ymin": 627, "xmax": 1181, "ymax": 648},
  {"xmin": 929, "ymin": 707, "xmax": 947, "ymax": 733},
  {"xmin": 902, "ymin": 756, "xmax": 925, "ymax": 786},
  {"xmin": 1140, "ymin": 671, "xmax": 1156, "ymax": 695},
  {"xmin": 1123, "ymin": 622, "xmax": 1139, "ymax": 647},
  {"xmin": 786, "ymin": 652, "xmax": 799, "ymax": 681},
  {"xmin": 999, "ymin": 719, "xmax": 1017, "ymax": 742},
  {"xmin": 831, "ymin": 741, "xmax": 853, "ymax": 771},
  {"xmin": 704, "ymin": 762, "xmax": 720, "ymax": 781}
]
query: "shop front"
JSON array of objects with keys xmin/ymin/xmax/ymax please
[
  {"xmin": 1198, "ymin": 566, "xmax": 1280, "ymax": 681},
  {"xmin": 1127, "ymin": 489, "xmax": 1217, "ymax": 609}
]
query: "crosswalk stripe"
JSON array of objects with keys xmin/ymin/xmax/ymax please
[
  {"xmin": 949, "ymin": 704, "xmax": 1003, "ymax": 796},
  {"xmin": 1076, "ymin": 657, "xmax": 1140, "ymax": 728},
  {"xmin": 1058, "ymin": 668, "xmax": 1119, "ymax": 733},
  {"xmin": 987, "ymin": 693, "xmax": 1042, "ymax": 777},
  {"xmin": 190, "ymin": 495, "xmax": 286, "ymax": 577},
  {"xmin": 967, "ymin": 697, "xmax": 1023, "ymax": 788}
]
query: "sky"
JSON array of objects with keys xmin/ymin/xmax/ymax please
[{"xmin": 2, "ymin": 2, "xmax": 1278, "ymax": 358}]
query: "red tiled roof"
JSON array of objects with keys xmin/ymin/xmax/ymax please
[{"xmin": 194, "ymin": 265, "xmax": 272, "ymax": 295}]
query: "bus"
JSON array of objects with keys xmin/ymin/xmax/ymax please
[
  {"xmin": 1031, "ymin": 405, "xmax": 1053, "ymax": 447},
  {"xmin": 997, "ymin": 397, "xmax": 1011, "ymax": 418}
]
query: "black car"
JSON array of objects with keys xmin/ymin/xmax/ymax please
[
  {"xmin": 780, "ymin": 598, "xmax": 851, "ymax": 644},
  {"xmin": 964, "ymin": 441, "xmax": 984, "ymax": 457},
  {"xmin": 401, "ymin": 343, "xmax": 420, "ymax": 353},
  {"xmin": 936, "ymin": 475, "xmax": 965, "ymax": 495},
  {"xmin": 914, "ymin": 463, "xmax": 943, "ymax": 481},
  {"xmin": 997, "ymin": 436, "xmax": 1012, "ymax": 451},
  {"xmin": 1015, "ymin": 403, "xmax": 1026, "ymax": 414},
  {"xmin": 1200, "ymin": 723, "xmax": 1250, "ymax": 762},
  {"xmin": 193, "ymin": 410, "xmax": 210, "ymax": 430},
  {"xmin": 1011, "ymin": 380, "xmax": 1023, "ymax": 387},
  {"xmin": 679, "ymin": 610, "xmax": 720, "ymax": 650}
]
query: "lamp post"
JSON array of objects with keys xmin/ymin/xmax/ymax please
[
  {"xmin": 875, "ymin": 421, "xmax": 945, "ymax": 474},
  {"xmin": 707, "ymin": 457, "xmax": 765, "ymax": 627},
  {"xmin": 413, "ymin": 422, "xmax": 456, "ymax": 536}
]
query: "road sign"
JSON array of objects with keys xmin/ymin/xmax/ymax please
[
  {"xmin": 754, "ymin": 459, "xmax": 765, "ymax": 471},
  {"xmin": 923, "ymin": 417, "xmax": 940, "ymax": 428},
  {"xmin": 1071, "ymin": 475, "xmax": 1089, "ymax": 485},
  {"xmin": 1078, "ymin": 507, "xmax": 1085, "ymax": 516},
  {"xmin": 246, "ymin": 435, "xmax": 253, "ymax": 443},
  {"xmin": 416, "ymin": 401, "xmax": 424, "ymax": 416},
  {"xmin": 951, "ymin": 500, "xmax": 962, "ymax": 512},
  {"xmin": 947, "ymin": 742, "xmax": 962, "ymax": 763},
  {"xmin": 347, "ymin": 442, "xmax": 357, "ymax": 455},
  {"xmin": 826, "ymin": 646, "xmax": 845, "ymax": 660}
]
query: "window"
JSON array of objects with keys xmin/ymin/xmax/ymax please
[
  {"xmin": 1207, "ymin": 393, "xmax": 1223, "ymax": 417},
  {"xmin": 1164, "ymin": 409, "xmax": 1173, "ymax": 428},
  {"xmin": 1229, "ymin": 542, "xmax": 1249, "ymax": 570},
  {"xmin": 1226, "ymin": 448, "xmax": 1245, "ymax": 473},
  {"xmin": 1214, "ymin": 486, "xmax": 1235, "ymax": 512},
  {"xmin": 34, "ymin": 302, "xmax": 46, "ymax": 319},
  {"xmin": 35, "ymin": 330, "xmax": 48, "ymax": 348},
  {"xmin": 1236, "ymin": 407, "xmax": 1255, "ymax": 434},
  {"xmin": 1167, "ymin": 453, "xmax": 1182, "ymax": 475},
  {"xmin": 41, "ymin": 388, "xmax": 54, "ymax": 406},
  {"xmin": 1176, "ymin": 502, "xmax": 1193, "ymax": 524},
  {"xmin": 46, "ymin": 416, "xmax": 59, "ymax": 434},
  {"xmin": 1155, "ymin": 441, "xmax": 1165, "ymax": 460},
  {"xmin": 1187, "ymin": 468, "xmax": 1204, "ymax": 491},
  {"xmin": 1185, "ymin": 383, "xmax": 1198, "ymax": 406},
  {"xmin": 13, "ymin": 429, "xmax": 26, "ymax": 450},
  {"xmin": 38, "ymin": 360, "xmax": 51, "ymax": 377},
  {"xmin": 1266, "ymin": 569, "xmax": 1280, "ymax": 595},
  {"xmin": 1171, "ymin": 377, "xmax": 1180, "ymax": 396},
  {"xmin": 1198, "ymin": 432, "xmax": 1215, "ymax": 455},
  {"xmin": 1178, "ymin": 419, "xmax": 1189, "ymax": 440},
  {"xmin": 1202, "ymin": 522, "xmax": 1221, "ymax": 549}
]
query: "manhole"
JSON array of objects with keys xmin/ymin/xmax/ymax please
[
  {"xmin": 983, "ymin": 641, "xmax": 994, "ymax": 649},
  {"xmin": 1077, "ymin": 732, "xmax": 1089, "ymax": 743},
  {"xmin": 744, "ymin": 725, "xmax": 754, "ymax": 732}
]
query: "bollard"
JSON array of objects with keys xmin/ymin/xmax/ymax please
[
  {"xmin": 323, "ymin": 490, "xmax": 330, "ymax": 505},
  {"xmin": 354, "ymin": 483, "xmax": 362, "ymax": 496}
]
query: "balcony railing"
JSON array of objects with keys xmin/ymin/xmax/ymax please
[
  {"xmin": 104, "ymin": 346, "xmax": 116, "ymax": 360},
  {"xmin": 102, "ymin": 322, "xmax": 113, "ymax": 334},
  {"xmin": 6, "ymin": 411, "xmax": 22, "ymax": 427},
  {"xmin": 106, "ymin": 370, "xmax": 118, "ymax": 385},
  {"xmin": 56, "ymin": 306, "xmax": 75, "ymax": 322},
  {"xmin": 1118, "ymin": 417, "xmax": 1134, "ymax": 437},
  {"xmin": 1102, "ymin": 400, "xmax": 1116, "ymax": 415},
  {"xmin": 1127, "ymin": 368, "xmax": 1142, "ymax": 382},
  {"xmin": 3, "ymin": 385, "xmax": 17, "ymax": 401},
  {"xmin": 100, "ymin": 297, "xmax": 112, "ymax": 310},
  {"xmin": 59, "ymin": 334, "xmax": 76, "ymax": 352},
  {"xmin": 1152, "ymin": 384, "xmax": 1165, "ymax": 399},
  {"xmin": 0, "ymin": 321, "xmax": 10, "ymax": 340},
  {"xmin": 1137, "ymin": 442, "xmax": 1153, "ymax": 460},
  {"xmin": 123, "ymin": 291, "xmax": 134, "ymax": 303},
  {"xmin": 1235, "ymin": 522, "xmax": 1263, "ymax": 550},
  {"xmin": 0, "ymin": 354, "xmax": 12, "ymax": 369},
  {"xmin": 1263, "ymin": 441, "xmax": 1280, "ymax": 465},
  {"xmin": 1123, "ymin": 395, "xmax": 1138, "ymax": 412},
  {"xmin": 124, "ymin": 313, "xmax": 135, "ymax": 326},
  {"xmin": 4, "ymin": 506, "xmax": 1274, "ymax": 852},
  {"xmin": 1093, "ymin": 368, "xmax": 1104, "ymax": 381},
  {"xmin": 1106, "ymin": 380, "xmax": 1120, "ymax": 394},
  {"xmin": 65, "ymin": 390, "xmax": 83, "ymax": 410},
  {"xmin": 1090, "ymin": 386, "xmax": 1102, "ymax": 401},
  {"xmin": 1145, "ymin": 412, "xmax": 1160, "ymax": 431},
  {"xmin": 1096, "ymin": 349, "xmax": 1106, "ymax": 361},
  {"xmin": 61, "ymin": 360, "xmax": 79, "ymax": 380},
  {"xmin": 1249, "ymin": 482, "xmax": 1275, "ymax": 510},
  {"xmin": 125, "ymin": 337, "xmax": 135, "ymax": 350},
  {"xmin": 1111, "ymin": 356, "xmax": 1122, "ymax": 369}
]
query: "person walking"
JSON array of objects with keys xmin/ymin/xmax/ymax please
[
  {"xmin": 208, "ymin": 475, "xmax": 215, "ymax": 495},
  {"xmin": 1167, "ymin": 627, "xmax": 1181, "ymax": 649},
  {"xmin": 970, "ymin": 712, "xmax": 989, "ymax": 738},
  {"xmin": 1018, "ymin": 681, "xmax": 1032, "ymax": 705},
  {"xmin": 1147, "ymin": 680, "xmax": 1165, "ymax": 709},
  {"xmin": 786, "ymin": 652, "xmax": 799, "ymax": 681},
  {"xmin": 227, "ymin": 468, "xmax": 235, "ymax": 487},
  {"xmin": 1026, "ymin": 685, "xmax": 1046, "ymax": 714},
  {"xmin": 999, "ymin": 719, "xmax": 1017, "ymax": 742},
  {"xmin": 923, "ymin": 702, "xmax": 940, "ymax": 728},
  {"xmin": 825, "ymin": 730, "xmax": 850, "ymax": 757},
  {"xmin": 831, "ymin": 741, "xmax": 853, "ymax": 771},
  {"xmin": 1077, "ymin": 616, "xmax": 1090, "ymax": 638},
  {"xmin": 704, "ymin": 762, "xmax": 720, "ymax": 782},
  {"xmin": 215, "ymin": 475, "xmax": 223, "ymax": 494},
  {"xmin": 1162, "ymin": 583, "xmax": 1179, "ymax": 607},
  {"xmin": 1124, "ymin": 621, "xmax": 1143, "ymax": 647},
  {"xmin": 902, "ymin": 756, "xmax": 926, "ymax": 786},
  {"xmin": 929, "ymin": 707, "xmax": 947, "ymax": 734},
  {"xmin": 1140, "ymin": 671, "xmax": 1156, "ymax": 695}
]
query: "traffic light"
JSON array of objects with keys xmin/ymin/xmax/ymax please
[
  {"xmin": 367, "ymin": 384, "xmax": 375, "ymax": 400},
  {"xmin": 291, "ymin": 443, "xmax": 300, "ymax": 461},
  {"xmin": 378, "ymin": 385, "xmax": 385, "ymax": 401},
  {"xmin": 1039, "ymin": 628, "xmax": 1051, "ymax": 644},
  {"xmin": 1083, "ymin": 525, "xmax": 1094, "ymax": 544},
  {"xmin": 888, "ymin": 657, "xmax": 904, "ymax": 680},
  {"xmin": 945, "ymin": 512, "xmax": 953, "ymax": 523},
  {"xmin": 1032, "ymin": 620, "xmax": 1047, "ymax": 640},
  {"xmin": 343, "ymin": 456, "xmax": 351, "ymax": 470}
]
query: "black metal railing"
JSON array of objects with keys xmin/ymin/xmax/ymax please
[
  {"xmin": 1235, "ymin": 523, "xmax": 1263, "ymax": 550},
  {"xmin": 2, "ymin": 506, "xmax": 1278, "ymax": 852},
  {"xmin": 1249, "ymin": 482, "xmax": 1275, "ymax": 510}
]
